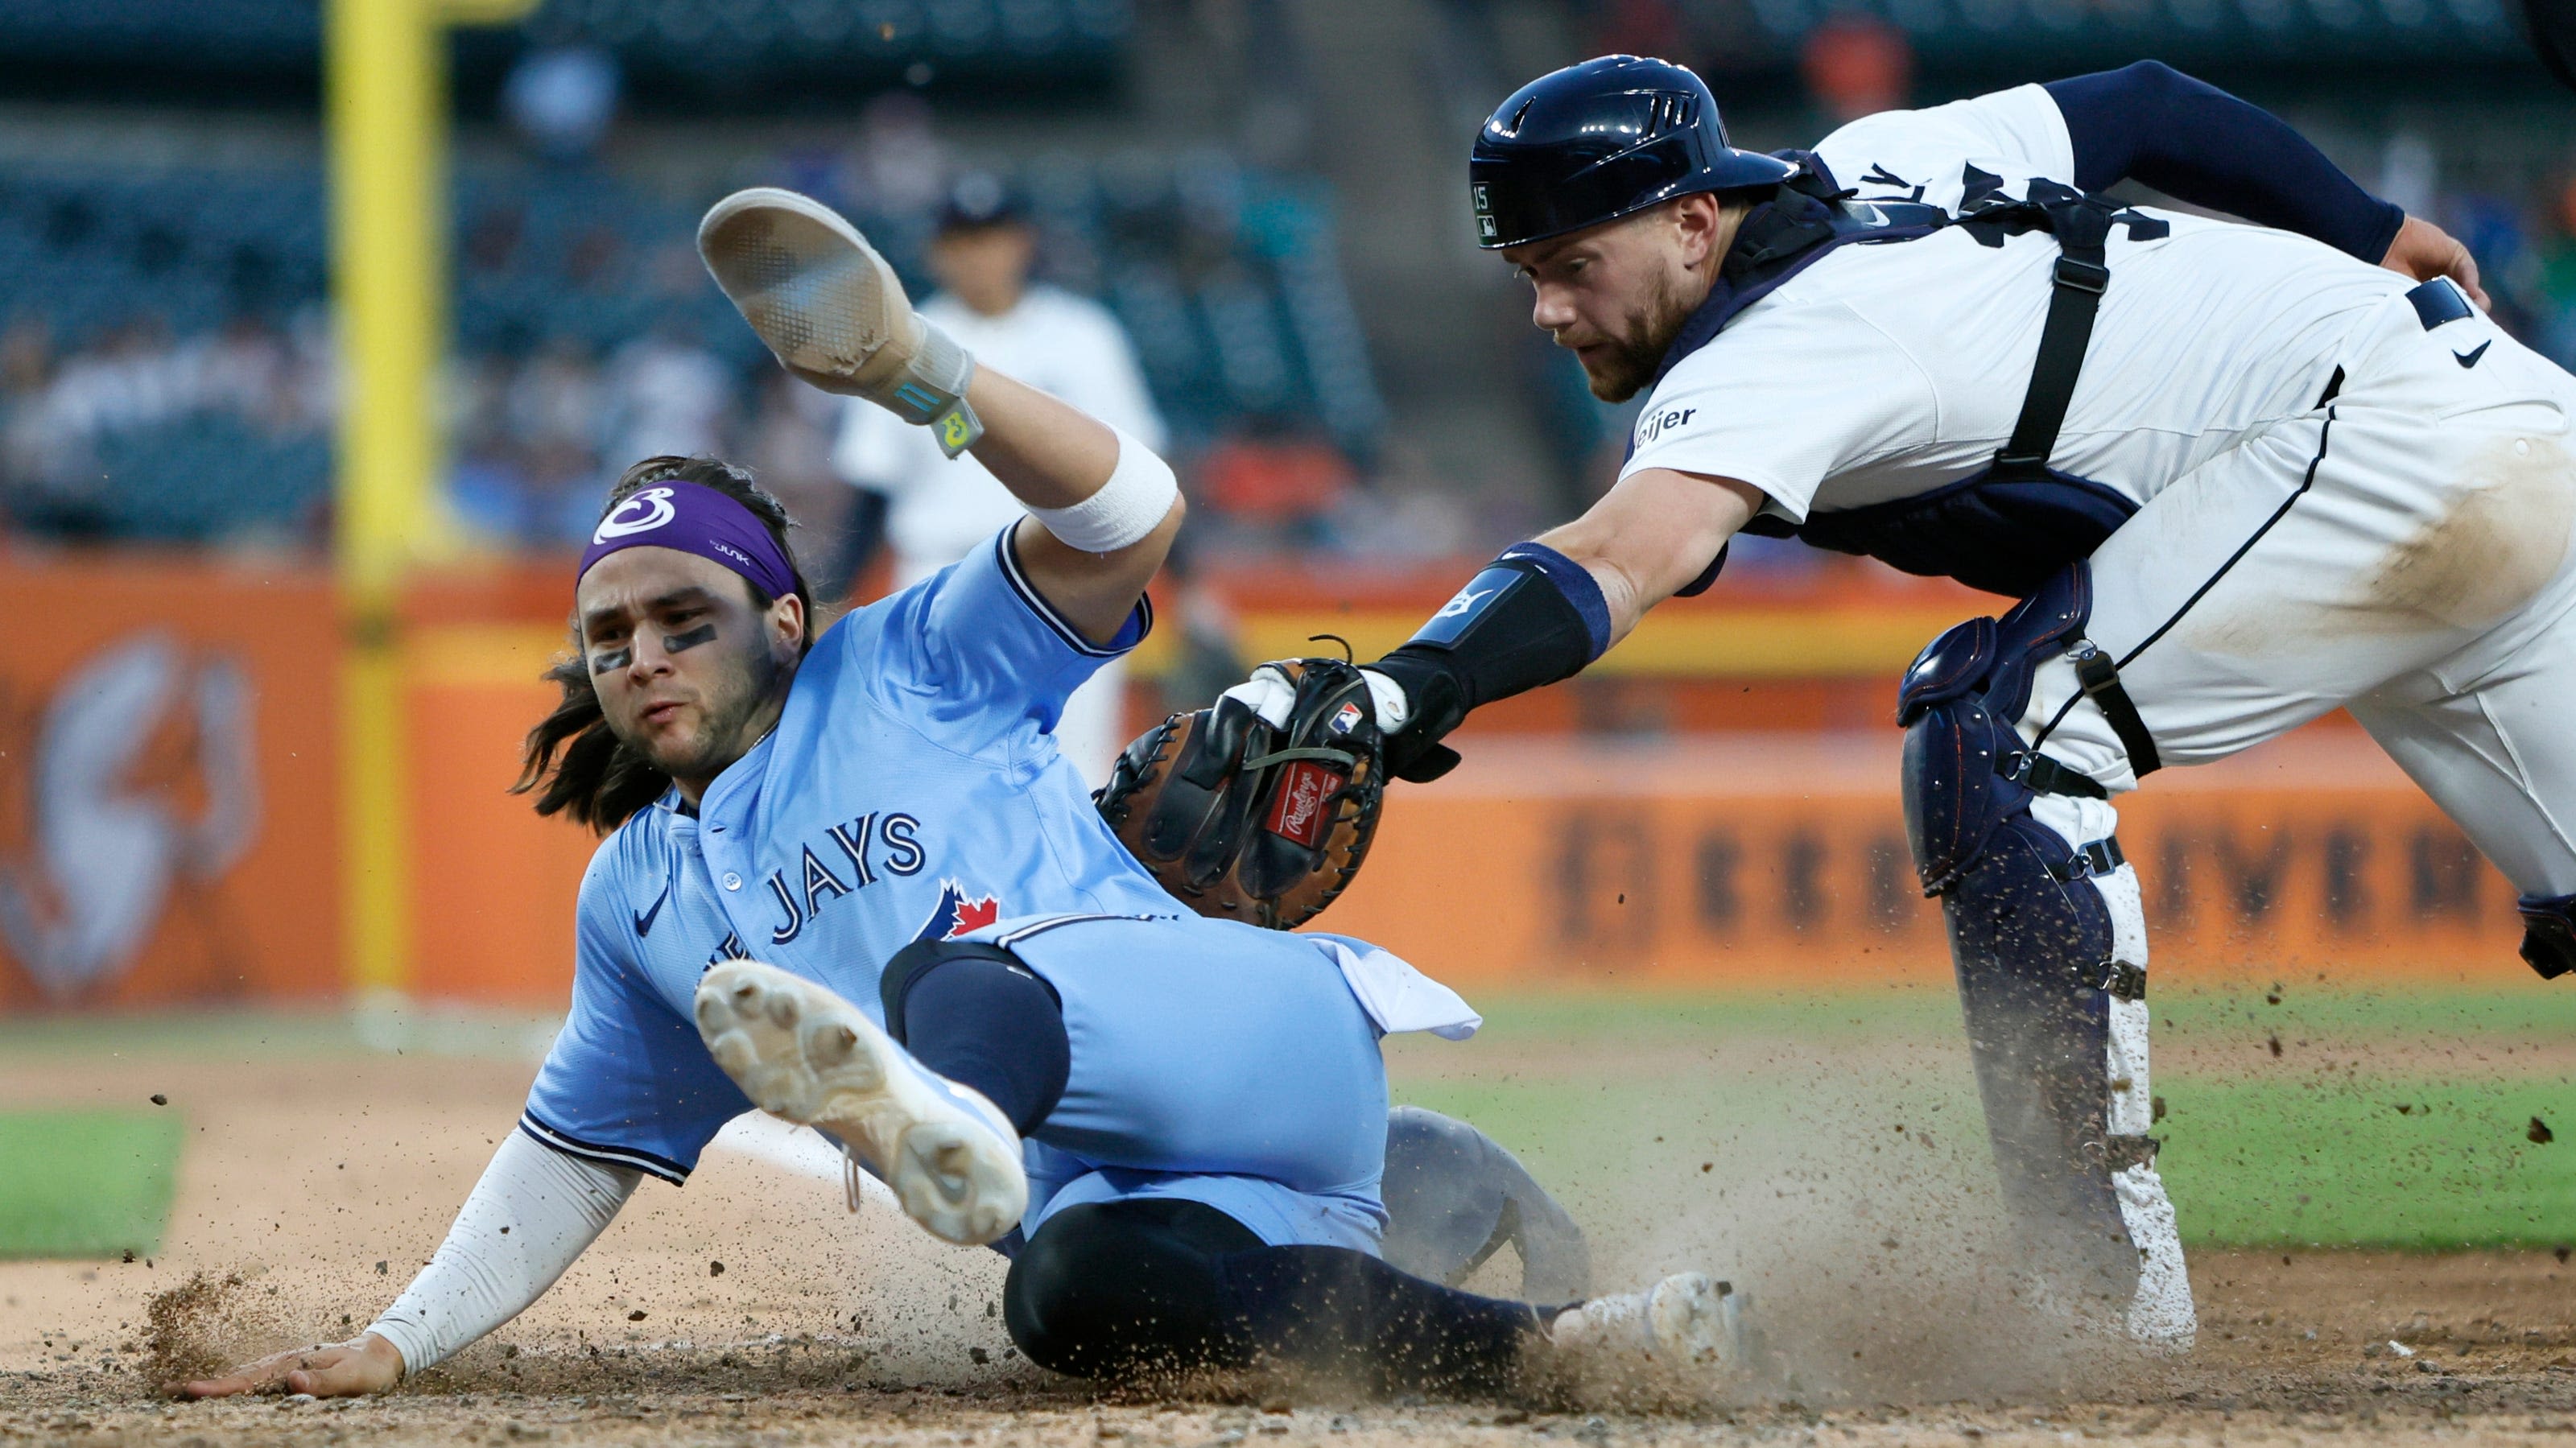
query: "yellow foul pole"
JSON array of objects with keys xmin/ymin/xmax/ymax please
[{"xmin": 327, "ymin": 0, "xmax": 537, "ymax": 1003}]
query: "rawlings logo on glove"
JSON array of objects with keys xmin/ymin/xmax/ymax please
[{"xmin": 1095, "ymin": 657, "xmax": 1389, "ymax": 929}]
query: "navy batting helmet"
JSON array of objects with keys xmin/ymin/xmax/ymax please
[{"xmin": 1469, "ymin": 56, "xmax": 1797, "ymax": 250}]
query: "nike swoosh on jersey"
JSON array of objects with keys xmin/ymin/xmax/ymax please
[
  {"xmin": 634, "ymin": 883, "xmax": 671, "ymax": 938},
  {"xmin": 2454, "ymin": 340, "xmax": 2491, "ymax": 368}
]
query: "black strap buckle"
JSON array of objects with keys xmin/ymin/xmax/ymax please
[
  {"xmin": 2051, "ymin": 256, "xmax": 2110, "ymax": 295},
  {"xmin": 2005, "ymin": 749, "xmax": 2108, "ymax": 799},
  {"xmin": 2103, "ymin": 959, "xmax": 2146, "ymax": 1000},
  {"xmin": 2050, "ymin": 835, "xmax": 2128, "ymax": 883},
  {"xmin": 2069, "ymin": 639, "xmax": 2163, "ymax": 777}
]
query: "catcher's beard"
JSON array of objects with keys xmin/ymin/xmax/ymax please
[{"xmin": 1578, "ymin": 262, "xmax": 1702, "ymax": 404}]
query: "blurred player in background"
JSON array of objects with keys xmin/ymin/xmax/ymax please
[{"xmin": 835, "ymin": 173, "xmax": 1166, "ymax": 784}]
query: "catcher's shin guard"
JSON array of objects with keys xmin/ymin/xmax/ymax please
[{"xmin": 1897, "ymin": 567, "xmax": 2194, "ymax": 1347}]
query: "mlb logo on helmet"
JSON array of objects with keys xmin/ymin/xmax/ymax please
[{"xmin": 914, "ymin": 879, "xmax": 1002, "ymax": 942}]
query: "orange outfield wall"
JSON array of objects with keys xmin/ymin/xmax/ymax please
[
  {"xmin": 400, "ymin": 724, "xmax": 2530, "ymax": 1006},
  {"xmin": 0, "ymin": 554, "xmax": 342, "ymax": 1010},
  {"xmin": 1318, "ymin": 735, "xmax": 2529, "ymax": 992},
  {"xmin": 0, "ymin": 554, "xmax": 2532, "ymax": 1010},
  {"xmin": 395, "ymin": 724, "xmax": 2533, "ymax": 1009}
]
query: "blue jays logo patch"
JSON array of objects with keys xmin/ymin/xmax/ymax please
[{"xmin": 914, "ymin": 880, "xmax": 1002, "ymax": 943}]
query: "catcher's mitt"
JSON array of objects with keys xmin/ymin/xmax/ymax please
[{"xmin": 1095, "ymin": 658, "xmax": 1385, "ymax": 929}]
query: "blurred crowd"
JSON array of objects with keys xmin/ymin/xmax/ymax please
[
  {"xmin": 5, "ymin": 22, "xmax": 2576, "ymax": 567},
  {"xmin": 0, "ymin": 311, "xmax": 335, "ymax": 543}
]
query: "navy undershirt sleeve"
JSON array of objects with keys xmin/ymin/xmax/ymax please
[{"xmin": 2044, "ymin": 60, "xmax": 2405, "ymax": 263}]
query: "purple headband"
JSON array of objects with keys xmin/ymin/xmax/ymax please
[{"xmin": 579, "ymin": 480, "xmax": 799, "ymax": 603}]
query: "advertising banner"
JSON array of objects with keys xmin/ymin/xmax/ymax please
[
  {"xmin": 0, "ymin": 556, "xmax": 340, "ymax": 1009},
  {"xmin": 1323, "ymin": 734, "xmax": 2526, "ymax": 990},
  {"xmin": 0, "ymin": 556, "xmax": 2528, "ymax": 1009}
]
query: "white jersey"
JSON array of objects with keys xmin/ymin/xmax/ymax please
[
  {"xmin": 835, "ymin": 283, "xmax": 1167, "ymax": 573},
  {"xmin": 1620, "ymin": 84, "xmax": 2415, "ymax": 526}
]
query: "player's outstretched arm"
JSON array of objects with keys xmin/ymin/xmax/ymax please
[
  {"xmin": 176, "ymin": 1335, "xmax": 405, "ymax": 1400},
  {"xmin": 173, "ymin": 1130, "xmax": 638, "ymax": 1399},
  {"xmin": 1530, "ymin": 467, "xmax": 1765, "ymax": 646},
  {"xmin": 964, "ymin": 365, "xmax": 1186, "ymax": 646},
  {"xmin": 1224, "ymin": 467, "xmax": 1761, "ymax": 781},
  {"xmin": 696, "ymin": 188, "xmax": 1180, "ymax": 646}
]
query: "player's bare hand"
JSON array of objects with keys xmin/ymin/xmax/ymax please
[
  {"xmin": 2380, "ymin": 214, "xmax": 2489, "ymax": 310},
  {"xmin": 173, "ymin": 1332, "xmax": 403, "ymax": 1400}
]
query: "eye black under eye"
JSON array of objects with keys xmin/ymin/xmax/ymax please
[
  {"xmin": 589, "ymin": 646, "xmax": 633, "ymax": 674},
  {"xmin": 663, "ymin": 623, "xmax": 718, "ymax": 653}
]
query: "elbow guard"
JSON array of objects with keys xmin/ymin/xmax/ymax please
[{"xmin": 1368, "ymin": 543, "xmax": 1611, "ymax": 782}]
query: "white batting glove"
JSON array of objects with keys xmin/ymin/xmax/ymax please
[
  {"xmin": 1220, "ymin": 664, "xmax": 1411, "ymax": 732},
  {"xmin": 698, "ymin": 188, "xmax": 984, "ymax": 457}
]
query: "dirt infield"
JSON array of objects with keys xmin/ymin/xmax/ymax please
[{"xmin": 4, "ymin": 1025, "xmax": 2574, "ymax": 1446}]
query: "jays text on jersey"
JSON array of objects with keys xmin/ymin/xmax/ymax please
[{"xmin": 522, "ymin": 526, "xmax": 1172, "ymax": 1182}]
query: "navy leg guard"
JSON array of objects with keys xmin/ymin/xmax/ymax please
[
  {"xmin": 1898, "ymin": 567, "xmax": 2193, "ymax": 1345},
  {"xmin": 1380, "ymin": 1105, "xmax": 1592, "ymax": 1302},
  {"xmin": 1944, "ymin": 815, "xmax": 2140, "ymax": 1300},
  {"xmin": 2517, "ymin": 893, "xmax": 2576, "ymax": 980}
]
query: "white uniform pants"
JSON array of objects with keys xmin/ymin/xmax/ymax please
[
  {"xmin": 2001, "ymin": 283, "xmax": 2575, "ymax": 1346},
  {"xmin": 2029, "ymin": 283, "xmax": 2576, "ymax": 897}
]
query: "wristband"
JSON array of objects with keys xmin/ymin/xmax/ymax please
[
  {"xmin": 1369, "ymin": 542, "xmax": 1612, "ymax": 781},
  {"xmin": 864, "ymin": 320, "xmax": 984, "ymax": 458},
  {"xmin": 1027, "ymin": 427, "xmax": 1179, "ymax": 554}
]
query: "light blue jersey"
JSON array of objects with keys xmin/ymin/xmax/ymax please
[{"xmin": 521, "ymin": 528, "xmax": 1394, "ymax": 1248}]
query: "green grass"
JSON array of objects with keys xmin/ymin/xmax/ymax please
[
  {"xmin": 0, "ymin": 1109, "xmax": 184, "ymax": 1260},
  {"xmin": 1392, "ymin": 985, "xmax": 2576, "ymax": 1253},
  {"xmin": 2, "ymin": 988, "xmax": 2566, "ymax": 1255},
  {"xmin": 2157, "ymin": 1076, "xmax": 2574, "ymax": 1250}
]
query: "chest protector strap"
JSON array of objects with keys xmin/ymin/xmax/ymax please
[
  {"xmin": 1988, "ymin": 186, "xmax": 2116, "ymax": 481},
  {"xmin": 1653, "ymin": 169, "xmax": 2169, "ymax": 599}
]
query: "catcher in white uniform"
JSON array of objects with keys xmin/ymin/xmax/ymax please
[
  {"xmin": 1195, "ymin": 55, "xmax": 2565, "ymax": 1347},
  {"xmin": 835, "ymin": 174, "xmax": 1166, "ymax": 783}
]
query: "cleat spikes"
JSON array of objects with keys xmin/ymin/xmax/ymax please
[
  {"xmin": 691, "ymin": 960, "xmax": 1026, "ymax": 1246},
  {"xmin": 809, "ymin": 1022, "xmax": 859, "ymax": 1066}
]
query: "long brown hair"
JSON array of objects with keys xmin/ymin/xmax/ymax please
[{"xmin": 514, "ymin": 456, "xmax": 815, "ymax": 833}]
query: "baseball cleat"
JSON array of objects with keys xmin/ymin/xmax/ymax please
[
  {"xmin": 1549, "ymin": 1272, "xmax": 1748, "ymax": 1371},
  {"xmin": 694, "ymin": 960, "xmax": 1026, "ymax": 1246},
  {"xmin": 696, "ymin": 188, "xmax": 982, "ymax": 454}
]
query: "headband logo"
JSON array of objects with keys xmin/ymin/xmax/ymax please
[{"xmin": 593, "ymin": 486, "xmax": 678, "ymax": 543}]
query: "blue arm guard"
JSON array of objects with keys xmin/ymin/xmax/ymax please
[{"xmin": 1369, "ymin": 543, "xmax": 1612, "ymax": 782}]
